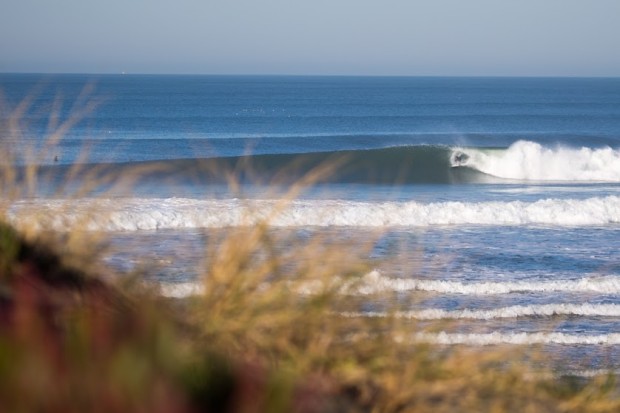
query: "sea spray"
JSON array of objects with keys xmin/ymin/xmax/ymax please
[{"xmin": 453, "ymin": 140, "xmax": 620, "ymax": 182}]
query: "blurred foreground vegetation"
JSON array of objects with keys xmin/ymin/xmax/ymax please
[
  {"xmin": 0, "ymin": 95, "xmax": 619, "ymax": 412},
  {"xmin": 0, "ymin": 217, "xmax": 619, "ymax": 413}
]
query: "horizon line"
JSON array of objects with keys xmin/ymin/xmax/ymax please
[{"xmin": 2, "ymin": 71, "xmax": 620, "ymax": 79}]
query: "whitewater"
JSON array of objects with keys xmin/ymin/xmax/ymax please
[
  {"xmin": 453, "ymin": 140, "xmax": 620, "ymax": 182},
  {"xmin": 7, "ymin": 194, "xmax": 620, "ymax": 231}
]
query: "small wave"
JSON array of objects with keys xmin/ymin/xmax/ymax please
[
  {"xmin": 345, "ymin": 303, "xmax": 620, "ymax": 320},
  {"xmin": 415, "ymin": 332, "xmax": 620, "ymax": 346},
  {"xmin": 352, "ymin": 271, "xmax": 620, "ymax": 295},
  {"xmin": 8, "ymin": 195, "xmax": 620, "ymax": 232},
  {"xmin": 158, "ymin": 275, "xmax": 620, "ymax": 299},
  {"xmin": 453, "ymin": 140, "xmax": 620, "ymax": 182}
]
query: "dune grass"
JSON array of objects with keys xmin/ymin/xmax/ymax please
[{"xmin": 0, "ymin": 94, "xmax": 619, "ymax": 412}]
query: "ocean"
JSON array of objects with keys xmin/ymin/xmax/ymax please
[{"xmin": 2, "ymin": 74, "xmax": 620, "ymax": 373}]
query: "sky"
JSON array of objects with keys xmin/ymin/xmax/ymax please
[{"xmin": 1, "ymin": 0, "xmax": 619, "ymax": 77}]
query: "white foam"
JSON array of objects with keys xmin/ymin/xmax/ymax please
[
  {"xmin": 158, "ymin": 273, "xmax": 620, "ymax": 299},
  {"xmin": 557, "ymin": 369, "xmax": 620, "ymax": 378},
  {"xmin": 351, "ymin": 270, "xmax": 620, "ymax": 295},
  {"xmin": 346, "ymin": 303, "xmax": 620, "ymax": 320},
  {"xmin": 7, "ymin": 195, "xmax": 620, "ymax": 231},
  {"xmin": 454, "ymin": 140, "xmax": 620, "ymax": 182},
  {"xmin": 159, "ymin": 282, "xmax": 204, "ymax": 298},
  {"xmin": 415, "ymin": 332, "xmax": 620, "ymax": 346}
]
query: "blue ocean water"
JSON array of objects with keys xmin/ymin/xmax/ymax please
[{"xmin": 2, "ymin": 74, "xmax": 620, "ymax": 371}]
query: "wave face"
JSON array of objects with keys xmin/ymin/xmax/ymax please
[
  {"xmin": 38, "ymin": 145, "xmax": 484, "ymax": 186},
  {"xmin": 9, "ymin": 196, "xmax": 620, "ymax": 231},
  {"xmin": 452, "ymin": 140, "xmax": 620, "ymax": 182}
]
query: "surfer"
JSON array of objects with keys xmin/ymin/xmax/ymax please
[{"xmin": 451, "ymin": 151, "xmax": 469, "ymax": 167}]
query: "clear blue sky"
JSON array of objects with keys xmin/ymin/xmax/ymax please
[{"xmin": 1, "ymin": 0, "xmax": 619, "ymax": 76}]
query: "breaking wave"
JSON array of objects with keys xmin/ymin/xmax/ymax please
[
  {"xmin": 34, "ymin": 141, "xmax": 620, "ymax": 187},
  {"xmin": 352, "ymin": 270, "xmax": 620, "ymax": 295},
  {"xmin": 9, "ymin": 195, "xmax": 620, "ymax": 232},
  {"xmin": 415, "ymin": 332, "xmax": 620, "ymax": 346},
  {"xmin": 158, "ymin": 272, "xmax": 620, "ymax": 299},
  {"xmin": 346, "ymin": 303, "xmax": 620, "ymax": 320},
  {"xmin": 452, "ymin": 140, "xmax": 620, "ymax": 182}
]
